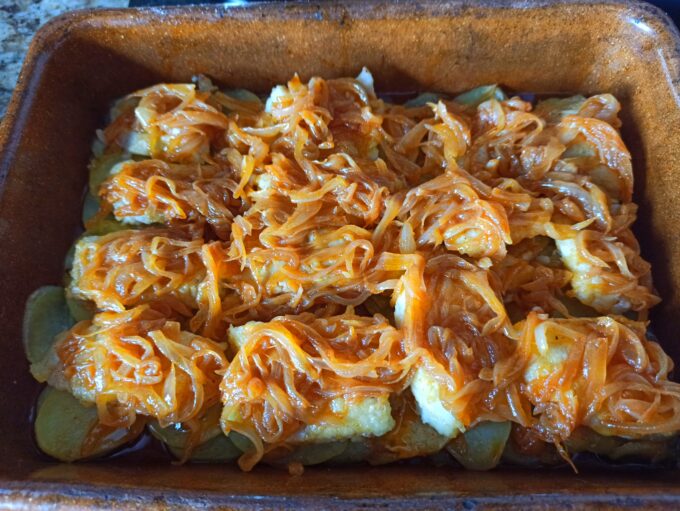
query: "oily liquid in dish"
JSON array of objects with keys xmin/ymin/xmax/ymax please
[{"xmin": 24, "ymin": 69, "xmax": 680, "ymax": 472}]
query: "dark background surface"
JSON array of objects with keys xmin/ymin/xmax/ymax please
[{"xmin": 128, "ymin": 0, "xmax": 680, "ymax": 27}]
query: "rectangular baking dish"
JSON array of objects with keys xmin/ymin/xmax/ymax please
[{"xmin": 1, "ymin": 1, "xmax": 680, "ymax": 508}]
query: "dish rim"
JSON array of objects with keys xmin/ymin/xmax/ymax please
[{"xmin": 2, "ymin": 1, "xmax": 680, "ymax": 508}]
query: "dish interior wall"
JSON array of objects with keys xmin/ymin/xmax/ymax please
[{"xmin": 1, "ymin": 2, "xmax": 679, "ymax": 502}]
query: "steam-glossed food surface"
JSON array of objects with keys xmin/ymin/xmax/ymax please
[{"xmin": 24, "ymin": 69, "xmax": 680, "ymax": 472}]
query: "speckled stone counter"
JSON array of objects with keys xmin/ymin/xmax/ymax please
[{"xmin": 0, "ymin": 0, "xmax": 127, "ymax": 117}]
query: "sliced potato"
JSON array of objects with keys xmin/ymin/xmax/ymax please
[
  {"xmin": 369, "ymin": 408, "xmax": 448, "ymax": 465},
  {"xmin": 89, "ymin": 152, "xmax": 128, "ymax": 196},
  {"xmin": 565, "ymin": 427, "xmax": 676, "ymax": 463},
  {"xmin": 35, "ymin": 386, "xmax": 141, "ymax": 461},
  {"xmin": 288, "ymin": 442, "xmax": 348, "ymax": 465},
  {"xmin": 216, "ymin": 89, "xmax": 264, "ymax": 114},
  {"xmin": 447, "ymin": 421, "xmax": 511, "ymax": 470},
  {"xmin": 23, "ymin": 286, "xmax": 74, "ymax": 365},
  {"xmin": 82, "ymin": 194, "xmax": 101, "ymax": 225},
  {"xmin": 84, "ymin": 215, "xmax": 129, "ymax": 236},
  {"xmin": 404, "ymin": 92, "xmax": 444, "ymax": 108},
  {"xmin": 501, "ymin": 434, "xmax": 561, "ymax": 468},
  {"xmin": 224, "ymin": 88, "xmax": 263, "ymax": 104},
  {"xmin": 148, "ymin": 421, "xmax": 186, "ymax": 450},
  {"xmin": 454, "ymin": 85, "xmax": 506, "ymax": 107},
  {"xmin": 149, "ymin": 408, "xmax": 241, "ymax": 463},
  {"xmin": 229, "ymin": 431, "xmax": 256, "ymax": 454},
  {"xmin": 186, "ymin": 435, "xmax": 241, "ymax": 462},
  {"xmin": 66, "ymin": 295, "xmax": 95, "ymax": 323},
  {"xmin": 265, "ymin": 441, "xmax": 349, "ymax": 467},
  {"xmin": 330, "ymin": 439, "xmax": 372, "ymax": 464},
  {"xmin": 534, "ymin": 95, "xmax": 587, "ymax": 124}
]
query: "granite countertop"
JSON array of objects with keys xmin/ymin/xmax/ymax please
[{"xmin": 0, "ymin": 0, "xmax": 128, "ymax": 118}]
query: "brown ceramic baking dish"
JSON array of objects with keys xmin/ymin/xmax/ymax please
[{"xmin": 1, "ymin": 0, "xmax": 680, "ymax": 508}]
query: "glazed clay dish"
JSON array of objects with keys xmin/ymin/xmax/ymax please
[{"xmin": 2, "ymin": 1, "xmax": 680, "ymax": 509}]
